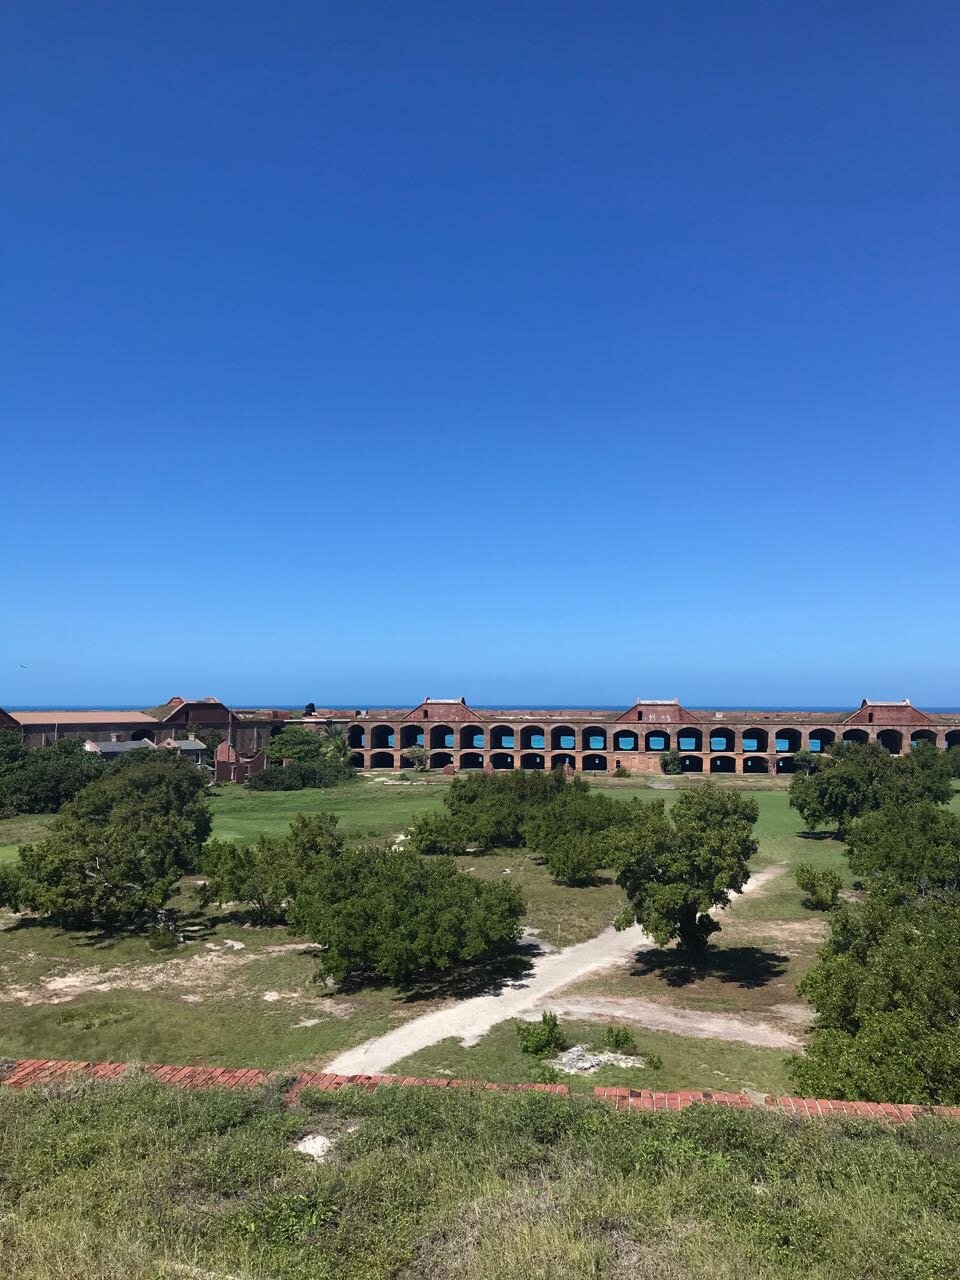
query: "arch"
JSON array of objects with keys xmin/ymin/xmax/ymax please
[
  {"xmin": 613, "ymin": 730, "xmax": 639, "ymax": 751},
  {"xmin": 429, "ymin": 751, "xmax": 454, "ymax": 769},
  {"xmin": 740, "ymin": 727, "xmax": 768, "ymax": 753},
  {"xmin": 708, "ymin": 727, "xmax": 736, "ymax": 752},
  {"xmin": 429, "ymin": 723, "xmax": 454, "ymax": 750},
  {"xmin": 946, "ymin": 729, "xmax": 960, "ymax": 751},
  {"xmin": 400, "ymin": 724, "xmax": 424, "ymax": 749},
  {"xmin": 520, "ymin": 752, "xmax": 545, "ymax": 770},
  {"xmin": 808, "ymin": 728, "xmax": 835, "ymax": 753},
  {"xmin": 680, "ymin": 754, "xmax": 703, "ymax": 773},
  {"xmin": 349, "ymin": 752, "xmax": 364, "ymax": 768},
  {"xmin": 743, "ymin": 755, "xmax": 769, "ymax": 774},
  {"xmin": 677, "ymin": 726, "xmax": 703, "ymax": 752},
  {"xmin": 842, "ymin": 728, "xmax": 869, "ymax": 745},
  {"xmin": 489, "ymin": 724, "xmax": 516, "ymax": 750},
  {"xmin": 371, "ymin": 724, "xmax": 395, "ymax": 749},
  {"xmin": 347, "ymin": 724, "xmax": 365, "ymax": 749},
  {"xmin": 581, "ymin": 726, "xmax": 607, "ymax": 751},
  {"xmin": 582, "ymin": 753, "xmax": 608, "ymax": 772},
  {"xmin": 459, "ymin": 752, "xmax": 484, "ymax": 770},
  {"xmin": 775, "ymin": 727, "xmax": 801, "ymax": 753},
  {"xmin": 910, "ymin": 729, "xmax": 937, "ymax": 748},
  {"xmin": 489, "ymin": 752, "xmax": 514, "ymax": 770},
  {"xmin": 710, "ymin": 755, "xmax": 735, "ymax": 773},
  {"xmin": 551, "ymin": 753, "xmax": 576, "ymax": 771},
  {"xmin": 776, "ymin": 755, "xmax": 797, "ymax": 774},
  {"xmin": 130, "ymin": 727, "xmax": 156, "ymax": 742},
  {"xmin": 520, "ymin": 725, "xmax": 546, "ymax": 750},
  {"xmin": 369, "ymin": 751, "xmax": 394, "ymax": 768},
  {"xmin": 459, "ymin": 724, "xmax": 484, "ymax": 749},
  {"xmin": 644, "ymin": 730, "xmax": 670, "ymax": 752},
  {"xmin": 550, "ymin": 725, "xmax": 576, "ymax": 751},
  {"xmin": 877, "ymin": 728, "xmax": 903, "ymax": 754}
]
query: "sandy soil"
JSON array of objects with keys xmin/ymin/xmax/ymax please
[
  {"xmin": 324, "ymin": 865, "xmax": 786, "ymax": 1075},
  {"xmin": 539, "ymin": 996, "xmax": 803, "ymax": 1049}
]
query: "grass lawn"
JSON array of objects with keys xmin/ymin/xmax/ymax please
[
  {"xmin": 0, "ymin": 812, "xmax": 55, "ymax": 863},
  {"xmin": 3, "ymin": 1077, "xmax": 959, "ymax": 1280},
  {"xmin": 391, "ymin": 1016, "xmax": 795, "ymax": 1097}
]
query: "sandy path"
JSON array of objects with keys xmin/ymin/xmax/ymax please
[
  {"xmin": 324, "ymin": 864, "xmax": 785, "ymax": 1075},
  {"xmin": 541, "ymin": 996, "xmax": 802, "ymax": 1049}
]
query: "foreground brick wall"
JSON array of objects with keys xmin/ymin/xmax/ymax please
[{"xmin": 3, "ymin": 1060, "xmax": 959, "ymax": 1124}]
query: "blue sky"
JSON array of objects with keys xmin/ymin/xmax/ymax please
[{"xmin": 2, "ymin": 1, "xmax": 957, "ymax": 709}]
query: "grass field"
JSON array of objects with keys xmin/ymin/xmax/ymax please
[{"xmin": 2, "ymin": 1077, "xmax": 958, "ymax": 1280}]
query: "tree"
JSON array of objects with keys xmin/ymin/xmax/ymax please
[
  {"xmin": 659, "ymin": 749, "xmax": 682, "ymax": 776},
  {"xmin": 203, "ymin": 813, "xmax": 344, "ymax": 924},
  {"xmin": 0, "ymin": 735, "xmax": 105, "ymax": 817},
  {"xmin": 792, "ymin": 891, "xmax": 960, "ymax": 1104},
  {"xmin": 845, "ymin": 802, "xmax": 960, "ymax": 896},
  {"xmin": 289, "ymin": 845, "xmax": 525, "ymax": 986},
  {"xmin": 15, "ymin": 750, "xmax": 212, "ymax": 932},
  {"xmin": 417, "ymin": 770, "xmax": 578, "ymax": 851},
  {"xmin": 522, "ymin": 787, "xmax": 625, "ymax": 885},
  {"xmin": 400, "ymin": 744, "xmax": 428, "ymax": 771},
  {"xmin": 794, "ymin": 862, "xmax": 842, "ymax": 910},
  {"xmin": 265, "ymin": 726, "xmax": 329, "ymax": 765},
  {"xmin": 321, "ymin": 723, "xmax": 351, "ymax": 765},
  {"xmin": 406, "ymin": 810, "xmax": 462, "ymax": 855},
  {"xmin": 606, "ymin": 785, "xmax": 758, "ymax": 953}
]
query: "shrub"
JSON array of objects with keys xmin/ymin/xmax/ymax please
[
  {"xmin": 600, "ymin": 1025, "xmax": 637, "ymax": 1054},
  {"xmin": 516, "ymin": 1012, "xmax": 566, "ymax": 1057},
  {"xmin": 794, "ymin": 862, "xmax": 842, "ymax": 910},
  {"xmin": 659, "ymin": 749, "xmax": 682, "ymax": 775},
  {"xmin": 406, "ymin": 811, "xmax": 462, "ymax": 855},
  {"xmin": 613, "ymin": 765, "xmax": 630, "ymax": 779},
  {"xmin": 542, "ymin": 838, "xmax": 602, "ymax": 887}
]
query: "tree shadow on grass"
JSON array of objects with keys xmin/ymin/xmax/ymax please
[
  {"xmin": 399, "ymin": 948, "xmax": 536, "ymax": 1004},
  {"xmin": 798, "ymin": 830, "xmax": 841, "ymax": 841},
  {"xmin": 629, "ymin": 944, "xmax": 789, "ymax": 990}
]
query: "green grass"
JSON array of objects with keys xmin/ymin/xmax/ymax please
[
  {"xmin": 0, "ymin": 812, "xmax": 55, "ymax": 863},
  {"xmin": 391, "ymin": 1016, "xmax": 795, "ymax": 1097},
  {"xmin": 2, "ymin": 1077, "xmax": 959, "ymax": 1280}
]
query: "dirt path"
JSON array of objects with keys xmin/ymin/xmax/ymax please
[
  {"xmin": 541, "ymin": 996, "xmax": 802, "ymax": 1049},
  {"xmin": 324, "ymin": 864, "xmax": 786, "ymax": 1075}
]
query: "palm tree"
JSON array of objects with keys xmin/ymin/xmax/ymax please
[{"xmin": 322, "ymin": 722, "xmax": 351, "ymax": 764}]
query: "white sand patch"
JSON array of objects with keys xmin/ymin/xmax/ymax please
[
  {"xmin": 295, "ymin": 1017, "xmax": 321, "ymax": 1028},
  {"xmin": 295, "ymin": 1133, "xmax": 334, "ymax": 1161}
]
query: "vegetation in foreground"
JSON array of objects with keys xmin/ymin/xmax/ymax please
[{"xmin": 2, "ymin": 1077, "xmax": 959, "ymax": 1280}]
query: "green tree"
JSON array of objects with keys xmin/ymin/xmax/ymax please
[
  {"xmin": 659, "ymin": 749, "xmax": 682, "ymax": 776},
  {"xmin": 523, "ymin": 787, "xmax": 626, "ymax": 885},
  {"xmin": 289, "ymin": 845, "xmax": 524, "ymax": 986},
  {"xmin": 845, "ymin": 802, "xmax": 960, "ymax": 896},
  {"xmin": 203, "ymin": 813, "xmax": 344, "ymax": 924},
  {"xmin": 0, "ymin": 735, "xmax": 105, "ymax": 817},
  {"xmin": 792, "ymin": 891, "xmax": 960, "ymax": 1104},
  {"xmin": 406, "ymin": 810, "xmax": 462, "ymax": 855},
  {"xmin": 789, "ymin": 742, "xmax": 893, "ymax": 838},
  {"xmin": 794, "ymin": 862, "xmax": 842, "ymax": 909},
  {"xmin": 265, "ymin": 725, "xmax": 329, "ymax": 764},
  {"xmin": 15, "ymin": 750, "xmax": 211, "ymax": 932},
  {"xmin": 607, "ymin": 785, "xmax": 758, "ymax": 953},
  {"xmin": 400, "ymin": 744, "xmax": 428, "ymax": 771}
]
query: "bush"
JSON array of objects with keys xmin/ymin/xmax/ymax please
[
  {"xmin": 600, "ymin": 1025, "xmax": 637, "ymax": 1054},
  {"xmin": 613, "ymin": 765, "xmax": 630, "ymax": 779},
  {"xmin": 659, "ymin": 749, "xmax": 682, "ymax": 775},
  {"xmin": 246, "ymin": 758, "xmax": 353, "ymax": 791},
  {"xmin": 542, "ymin": 839, "xmax": 602, "ymax": 887},
  {"xmin": 516, "ymin": 1012, "xmax": 566, "ymax": 1057},
  {"xmin": 406, "ymin": 811, "xmax": 462, "ymax": 855},
  {"xmin": 794, "ymin": 862, "xmax": 842, "ymax": 910}
]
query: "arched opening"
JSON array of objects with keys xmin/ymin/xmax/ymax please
[
  {"xmin": 710, "ymin": 755, "xmax": 735, "ymax": 773},
  {"xmin": 911, "ymin": 729, "xmax": 937, "ymax": 748},
  {"xmin": 400, "ymin": 724, "xmax": 424, "ymax": 749},
  {"xmin": 520, "ymin": 752, "xmax": 545, "ymax": 770},
  {"xmin": 709, "ymin": 727, "xmax": 736, "ymax": 752},
  {"xmin": 490, "ymin": 725, "xmax": 516, "ymax": 750},
  {"xmin": 613, "ymin": 731, "xmax": 638, "ymax": 751},
  {"xmin": 842, "ymin": 728, "xmax": 869, "ymax": 745},
  {"xmin": 371, "ymin": 724, "xmax": 395, "ymax": 749},
  {"xmin": 459, "ymin": 752, "xmax": 484, "ymax": 770},
  {"xmin": 809, "ymin": 728, "xmax": 835, "ymax": 753},
  {"xmin": 644, "ymin": 730, "xmax": 670, "ymax": 752},
  {"xmin": 520, "ymin": 725, "xmax": 546, "ymax": 750},
  {"xmin": 429, "ymin": 751, "xmax": 454, "ymax": 769},
  {"xmin": 946, "ymin": 730, "xmax": 960, "ymax": 750},
  {"xmin": 775, "ymin": 728, "xmax": 801, "ymax": 753},
  {"xmin": 131, "ymin": 728, "xmax": 156, "ymax": 742},
  {"xmin": 776, "ymin": 755, "xmax": 797, "ymax": 774},
  {"xmin": 740, "ymin": 727, "xmax": 768, "ymax": 753},
  {"xmin": 677, "ymin": 727, "xmax": 703, "ymax": 752},
  {"xmin": 429, "ymin": 723, "xmax": 454, "ymax": 750},
  {"xmin": 582, "ymin": 726, "xmax": 607, "ymax": 751},
  {"xmin": 877, "ymin": 729, "xmax": 903, "ymax": 754},
  {"xmin": 551, "ymin": 753, "xmax": 576, "ymax": 771},
  {"xmin": 550, "ymin": 725, "xmax": 576, "ymax": 751},
  {"xmin": 743, "ymin": 755, "xmax": 769, "ymax": 774},
  {"xmin": 680, "ymin": 755, "xmax": 703, "ymax": 773},
  {"xmin": 490, "ymin": 752, "xmax": 514, "ymax": 770},
  {"xmin": 348, "ymin": 724, "xmax": 365, "ymax": 749},
  {"xmin": 349, "ymin": 752, "xmax": 364, "ymax": 768},
  {"xmin": 582, "ymin": 753, "xmax": 608, "ymax": 772},
  {"xmin": 459, "ymin": 724, "xmax": 484, "ymax": 749},
  {"xmin": 369, "ymin": 751, "xmax": 394, "ymax": 768}
]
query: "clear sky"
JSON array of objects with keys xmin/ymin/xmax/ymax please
[{"xmin": 2, "ymin": 1, "xmax": 958, "ymax": 710}]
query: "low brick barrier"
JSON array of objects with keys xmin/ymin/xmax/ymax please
[{"xmin": 2, "ymin": 1059, "xmax": 958, "ymax": 1124}]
